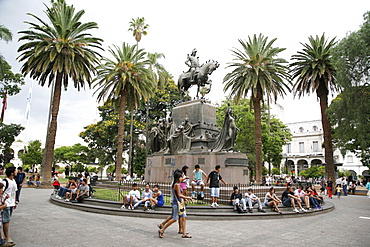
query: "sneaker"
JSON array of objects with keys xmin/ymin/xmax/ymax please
[
  {"xmin": 214, "ymin": 203, "xmax": 219, "ymax": 207},
  {"xmin": 258, "ymin": 209, "xmax": 266, "ymax": 213},
  {"xmin": 55, "ymin": 196, "xmax": 61, "ymax": 199},
  {"xmin": 130, "ymin": 205, "xmax": 134, "ymax": 210},
  {"xmin": 3, "ymin": 242, "xmax": 16, "ymax": 247},
  {"xmin": 293, "ymin": 208, "xmax": 299, "ymax": 213},
  {"xmin": 120, "ymin": 205, "xmax": 125, "ymax": 209},
  {"xmin": 65, "ymin": 199, "xmax": 70, "ymax": 202},
  {"xmin": 192, "ymin": 191, "xmax": 197, "ymax": 198},
  {"xmin": 300, "ymin": 208, "xmax": 307, "ymax": 212},
  {"xmin": 210, "ymin": 203, "xmax": 215, "ymax": 208},
  {"xmin": 200, "ymin": 191, "xmax": 204, "ymax": 197},
  {"xmin": 248, "ymin": 208, "xmax": 253, "ymax": 213}
]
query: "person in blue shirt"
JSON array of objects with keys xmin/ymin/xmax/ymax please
[{"xmin": 15, "ymin": 167, "xmax": 26, "ymax": 204}]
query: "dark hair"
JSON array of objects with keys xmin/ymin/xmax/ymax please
[
  {"xmin": 299, "ymin": 185, "xmax": 304, "ymax": 190},
  {"xmin": 182, "ymin": 165, "xmax": 189, "ymax": 175},
  {"xmin": 172, "ymin": 170, "xmax": 183, "ymax": 187},
  {"xmin": 215, "ymin": 165, "xmax": 221, "ymax": 170},
  {"xmin": 195, "ymin": 165, "xmax": 200, "ymax": 169},
  {"xmin": 82, "ymin": 178, "xmax": 87, "ymax": 183},
  {"xmin": 233, "ymin": 186, "xmax": 238, "ymax": 190},
  {"xmin": 145, "ymin": 183, "xmax": 150, "ymax": 186},
  {"xmin": 0, "ymin": 183, "xmax": 4, "ymax": 190},
  {"xmin": 247, "ymin": 188, "xmax": 253, "ymax": 192},
  {"xmin": 286, "ymin": 186, "xmax": 292, "ymax": 191},
  {"xmin": 269, "ymin": 187, "xmax": 275, "ymax": 193},
  {"xmin": 154, "ymin": 184, "xmax": 159, "ymax": 188},
  {"xmin": 132, "ymin": 183, "xmax": 138, "ymax": 187},
  {"xmin": 5, "ymin": 167, "xmax": 16, "ymax": 177},
  {"xmin": 17, "ymin": 167, "xmax": 23, "ymax": 172}
]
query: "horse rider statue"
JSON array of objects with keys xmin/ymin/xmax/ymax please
[{"xmin": 185, "ymin": 48, "xmax": 200, "ymax": 83}]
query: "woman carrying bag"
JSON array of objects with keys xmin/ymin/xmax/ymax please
[{"xmin": 158, "ymin": 169, "xmax": 193, "ymax": 238}]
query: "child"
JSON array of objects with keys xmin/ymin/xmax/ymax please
[
  {"xmin": 64, "ymin": 184, "xmax": 77, "ymax": 202},
  {"xmin": 0, "ymin": 183, "xmax": 9, "ymax": 246},
  {"xmin": 206, "ymin": 165, "xmax": 228, "ymax": 208},
  {"xmin": 150, "ymin": 184, "xmax": 164, "ymax": 210},
  {"xmin": 121, "ymin": 183, "xmax": 140, "ymax": 210},
  {"xmin": 336, "ymin": 184, "xmax": 342, "ymax": 199}
]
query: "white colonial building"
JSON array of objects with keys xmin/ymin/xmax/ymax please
[{"xmin": 280, "ymin": 120, "xmax": 368, "ymax": 178}]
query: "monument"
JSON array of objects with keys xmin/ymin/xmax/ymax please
[{"xmin": 145, "ymin": 49, "xmax": 248, "ymax": 184}]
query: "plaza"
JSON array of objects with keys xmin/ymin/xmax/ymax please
[{"xmin": 11, "ymin": 188, "xmax": 370, "ymax": 247}]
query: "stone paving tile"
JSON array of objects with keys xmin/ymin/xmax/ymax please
[{"xmin": 11, "ymin": 188, "xmax": 370, "ymax": 247}]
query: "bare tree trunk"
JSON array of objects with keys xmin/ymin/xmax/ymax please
[
  {"xmin": 41, "ymin": 72, "xmax": 62, "ymax": 185},
  {"xmin": 116, "ymin": 90, "xmax": 127, "ymax": 181},
  {"xmin": 317, "ymin": 85, "xmax": 335, "ymax": 181},
  {"xmin": 253, "ymin": 91, "xmax": 263, "ymax": 185}
]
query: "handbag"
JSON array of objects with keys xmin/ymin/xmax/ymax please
[{"xmin": 174, "ymin": 188, "xmax": 186, "ymax": 215}]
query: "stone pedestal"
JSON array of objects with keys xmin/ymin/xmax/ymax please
[
  {"xmin": 145, "ymin": 152, "xmax": 249, "ymax": 184},
  {"xmin": 171, "ymin": 99, "xmax": 219, "ymax": 150},
  {"xmin": 146, "ymin": 99, "xmax": 248, "ymax": 184}
]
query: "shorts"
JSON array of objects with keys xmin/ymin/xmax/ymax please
[
  {"xmin": 2, "ymin": 207, "xmax": 13, "ymax": 223},
  {"xmin": 192, "ymin": 180, "xmax": 204, "ymax": 186},
  {"xmin": 210, "ymin": 187, "xmax": 220, "ymax": 197},
  {"xmin": 180, "ymin": 183, "xmax": 187, "ymax": 190},
  {"xmin": 125, "ymin": 196, "xmax": 139, "ymax": 204},
  {"xmin": 157, "ymin": 200, "xmax": 164, "ymax": 207},
  {"xmin": 172, "ymin": 203, "xmax": 186, "ymax": 220}
]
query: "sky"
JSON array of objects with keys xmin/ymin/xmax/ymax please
[{"xmin": 0, "ymin": 0, "xmax": 369, "ymax": 147}]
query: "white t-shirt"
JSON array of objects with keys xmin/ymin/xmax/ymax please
[
  {"xmin": 2, "ymin": 178, "xmax": 17, "ymax": 207},
  {"xmin": 129, "ymin": 190, "xmax": 140, "ymax": 199}
]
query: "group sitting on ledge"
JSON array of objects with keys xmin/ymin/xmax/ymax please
[{"xmin": 120, "ymin": 183, "xmax": 164, "ymax": 211}]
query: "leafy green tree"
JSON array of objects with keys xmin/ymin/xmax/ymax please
[
  {"xmin": 0, "ymin": 25, "xmax": 12, "ymax": 42},
  {"xmin": 54, "ymin": 143, "xmax": 93, "ymax": 172},
  {"xmin": 216, "ymin": 99, "xmax": 291, "ymax": 179},
  {"xmin": 223, "ymin": 34, "xmax": 291, "ymax": 184},
  {"xmin": 271, "ymin": 167, "xmax": 280, "ymax": 175},
  {"xmin": 299, "ymin": 166, "xmax": 326, "ymax": 178},
  {"xmin": 0, "ymin": 123, "xmax": 24, "ymax": 164},
  {"xmin": 19, "ymin": 140, "xmax": 43, "ymax": 166},
  {"xmin": 128, "ymin": 17, "xmax": 149, "ymax": 48},
  {"xmin": 290, "ymin": 34, "xmax": 338, "ymax": 180},
  {"xmin": 330, "ymin": 12, "xmax": 370, "ymax": 168},
  {"xmin": 17, "ymin": 0, "xmax": 103, "ymax": 184},
  {"xmin": 93, "ymin": 43, "xmax": 155, "ymax": 180}
]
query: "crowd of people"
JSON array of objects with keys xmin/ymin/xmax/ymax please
[{"xmin": 54, "ymin": 171, "xmax": 93, "ymax": 203}]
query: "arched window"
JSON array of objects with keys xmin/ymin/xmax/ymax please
[
  {"xmin": 313, "ymin": 125, "xmax": 318, "ymax": 131},
  {"xmin": 299, "ymin": 127, "xmax": 304, "ymax": 133}
]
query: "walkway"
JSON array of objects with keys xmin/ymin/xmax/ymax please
[{"xmin": 11, "ymin": 188, "xmax": 370, "ymax": 246}]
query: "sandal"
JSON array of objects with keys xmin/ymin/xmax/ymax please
[
  {"xmin": 157, "ymin": 224, "xmax": 163, "ymax": 229},
  {"xmin": 182, "ymin": 234, "xmax": 192, "ymax": 238},
  {"xmin": 178, "ymin": 232, "xmax": 189, "ymax": 234},
  {"xmin": 158, "ymin": 230, "xmax": 164, "ymax": 238}
]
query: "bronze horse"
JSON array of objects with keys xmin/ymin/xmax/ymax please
[{"xmin": 178, "ymin": 60, "xmax": 219, "ymax": 98}]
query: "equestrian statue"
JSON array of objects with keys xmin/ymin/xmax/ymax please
[{"xmin": 178, "ymin": 48, "xmax": 219, "ymax": 98}]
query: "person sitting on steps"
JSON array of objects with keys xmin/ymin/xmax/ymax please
[
  {"xmin": 121, "ymin": 183, "xmax": 140, "ymax": 210},
  {"xmin": 281, "ymin": 186, "xmax": 307, "ymax": 213},
  {"xmin": 245, "ymin": 188, "xmax": 266, "ymax": 213},
  {"xmin": 230, "ymin": 186, "xmax": 246, "ymax": 213}
]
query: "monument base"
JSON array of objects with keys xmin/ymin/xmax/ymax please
[{"xmin": 145, "ymin": 152, "xmax": 248, "ymax": 184}]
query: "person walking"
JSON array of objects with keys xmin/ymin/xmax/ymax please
[
  {"xmin": 158, "ymin": 169, "xmax": 193, "ymax": 238},
  {"xmin": 326, "ymin": 178, "xmax": 333, "ymax": 199},
  {"xmin": 15, "ymin": 167, "xmax": 26, "ymax": 204}
]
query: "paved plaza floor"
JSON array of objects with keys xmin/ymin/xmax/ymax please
[{"xmin": 11, "ymin": 188, "xmax": 370, "ymax": 247}]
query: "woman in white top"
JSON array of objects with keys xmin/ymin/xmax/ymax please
[{"xmin": 264, "ymin": 187, "xmax": 282, "ymax": 214}]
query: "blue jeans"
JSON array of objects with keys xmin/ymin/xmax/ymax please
[
  {"xmin": 343, "ymin": 185, "xmax": 348, "ymax": 196},
  {"xmin": 57, "ymin": 187, "xmax": 70, "ymax": 197},
  {"xmin": 309, "ymin": 197, "xmax": 320, "ymax": 207},
  {"xmin": 16, "ymin": 185, "xmax": 22, "ymax": 202}
]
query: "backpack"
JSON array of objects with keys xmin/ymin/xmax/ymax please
[{"xmin": 3, "ymin": 178, "xmax": 9, "ymax": 192}]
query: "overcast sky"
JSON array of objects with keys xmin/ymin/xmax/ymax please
[{"xmin": 0, "ymin": 0, "xmax": 368, "ymax": 146}]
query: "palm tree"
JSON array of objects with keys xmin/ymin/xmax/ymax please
[
  {"xmin": 290, "ymin": 34, "xmax": 338, "ymax": 181},
  {"xmin": 223, "ymin": 34, "xmax": 291, "ymax": 184},
  {"xmin": 93, "ymin": 43, "xmax": 155, "ymax": 181},
  {"xmin": 128, "ymin": 17, "xmax": 149, "ymax": 48},
  {"xmin": 0, "ymin": 24, "xmax": 13, "ymax": 42},
  {"xmin": 17, "ymin": 0, "xmax": 103, "ymax": 184},
  {"xmin": 127, "ymin": 17, "xmax": 149, "ymax": 176}
]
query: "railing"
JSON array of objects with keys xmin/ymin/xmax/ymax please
[{"xmin": 96, "ymin": 181, "xmax": 316, "ymax": 205}]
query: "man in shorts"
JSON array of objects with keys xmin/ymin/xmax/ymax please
[
  {"xmin": 121, "ymin": 183, "xmax": 140, "ymax": 210},
  {"xmin": 2, "ymin": 167, "xmax": 18, "ymax": 246},
  {"xmin": 206, "ymin": 165, "xmax": 228, "ymax": 208},
  {"xmin": 191, "ymin": 165, "xmax": 208, "ymax": 198}
]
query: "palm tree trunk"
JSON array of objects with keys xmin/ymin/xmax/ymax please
[
  {"xmin": 116, "ymin": 90, "xmax": 127, "ymax": 181},
  {"xmin": 128, "ymin": 109, "xmax": 134, "ymax": 176},
  {"xmin": 253, "ymin": 92, "xmax": 263, "ymax": 185},
  {"xmin": 41, "ymin": 72, "xmax": 62, "ymax": 185},
  {"xmin": 317, "ymin": 85, "xmax": 335, "ymax": 181}
]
